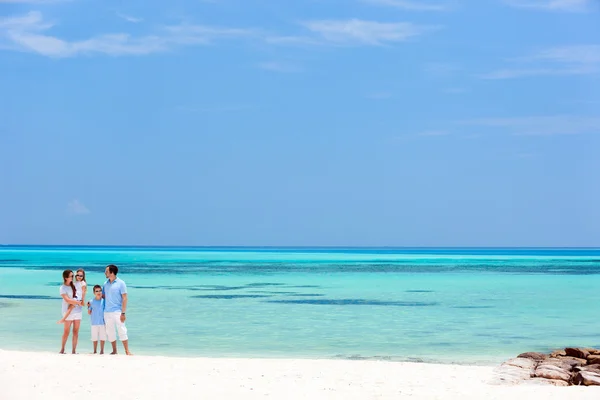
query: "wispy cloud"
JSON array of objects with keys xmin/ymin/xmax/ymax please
[
  {"xmin": 0, "ymin": 11, "xmax": 255, "ymax": 57},
  {"xmin": 361, "ymin": 0, "xmax": 450, "ymax": 11},
  {"xmin": 296, "ymin": 19, "xmax": 439, "ymax": 46},
  {"xmin": 0, "ymin": 0, "xmax": 64, "ymax": 3},
  {"xmin": 480, "ymin": 45, "xmax": 600, "ymax": 79},
  {"xmin": 66, "ymin": 199, "xmax": 90, "ymax": 215},
  {"xmin": 459, "ymin": 115, "xmax": 600, "ymax": 135},
  {"xmin": 503, "ymin": 0, "xmax": 593, "ymax": 12},
  {"xmin": 116, "ymin": 12, "xmax": 143, "ymax": 24},
  {"xmin": 258, "ymin": 61, "xmax": 301, "ymax": 73}
]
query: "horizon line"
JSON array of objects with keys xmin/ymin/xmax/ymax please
[{"xmin": 1, "ymin": 244, "xmax": 599, "ymax": 250}]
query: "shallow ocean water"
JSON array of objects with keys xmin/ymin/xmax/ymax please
[{"xmin": 1, "ymin": 246, "xmax": 599, "ymax": 364}]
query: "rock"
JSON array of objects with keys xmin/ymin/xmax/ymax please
[
  {"xmin": 583, "ymin": 364, "xmax": 600, "ymax": 372},
  {"xmin": 539, "ymin": 358, "xmax": 578, "ymax": 371},
  {"xmin": 503, "ymin": 357, "xmax": 537, "ymax": 370},
  {"xmin": 517, "ymin": 352, "xmax": 547, "ymax": 361},
  {"xmin": 554, "ymin": 356, "xmax": 587, "ymax": 366},
  {"xmin": 534, "ymin": 364, "xmax": 572, "ymax": 382},
  {"xmin": 550, "ymin": 349, "xmax": 567, "ymax": 358},
  {"xmin": 565, "ymin": 348, "xmax": 590, "ymax": 359},
  {"xmin": 524, "ymin": 378, "xmax": 569, "ymax": 387},
  {"xmin": 572, "ymin": 371, "xmax": 600, "ymax": 386},
  {"xmin": 587, "ymin": 355, "xmax": 600, "ymax": 365},
  {"xmin": 490, "ymin": 365, "xmax": 533, "ymax": 385},
  {"xmin": 584, "ymin": 348, "xmax": 600, "ymax": 356}
]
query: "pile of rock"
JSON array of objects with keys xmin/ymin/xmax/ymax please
[{"xmin": 492, "ymin": 347, "xmax": 600, "ymax": 386}]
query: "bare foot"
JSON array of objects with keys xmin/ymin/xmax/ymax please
[
  {"xmin": 110, "ymin": 352, "xmax": 117, "ymax": 355},
  {"xmin": 100, "ymin": 352, "xmax": 104, "ymax": 355},
  {"xmin": 59, "ymin": 351, "xmax": 65, "ymax": 354},
  {"xmin": 125, "ymin": 352, "xmax": 133, "ymax": 356}
]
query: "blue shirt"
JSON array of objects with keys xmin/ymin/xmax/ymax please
[
  {"xmin": 103, "ymin": 277, "xmax": 127, "ymax": 313},
  {"xmin": 89, "ymin": 298, "xmax": 105, "ymax": 326}
]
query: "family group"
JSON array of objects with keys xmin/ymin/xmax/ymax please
[{"xmin": 58, "ymin": 264, "xmax": 132, "ymax": 355}]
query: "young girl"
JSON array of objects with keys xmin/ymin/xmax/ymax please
[{"xmin": 57, "ymin": 268, "xmax": 87, "ymax": 324}]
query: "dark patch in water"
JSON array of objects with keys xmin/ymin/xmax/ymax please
[
  {"xmin": 0, "ymin": 294, "xmax": 56, "ymax": 300},
  {"xmin": 285, "ymin": 293, "xmax": 324, "ymax": 297},
  {"xmin": 244, "ymin": 283, "xmax": 286, "ymax": 288},
  {"xmin": 191, "ymin": 294, "xmax": 272, "ymax": 299},
  {"xmin": 190, "ymin": 286, "xmax": 246, "ymax": 291},
  {"xmin": 405, "ymin": 290, "xmax": 434, "ymax": 293},
  {"xmin": 0, "ymin": 259, "xmax": 23, "ymax": 262},
  {"xmin": 451, "ymin": 305, "xmax": 495, "ymax": 309},
  {"xmin": 266, "ymin": 299, "xmax": 438, "ymax": 306},
  {"xmin": 286, "ymin": 285, "xmax": 321, "ymax": 288},
  {"xmin": 0, "ymin": 301, "xmax": 15, "ymax": 308},
  {"xmin": 248, "ymin": 290, "xmax": 299, "ymax": 295}
]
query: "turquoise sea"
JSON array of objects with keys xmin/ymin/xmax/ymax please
[{"xmin": 0, "ymin": 246, "xmax": 599, "ymax": 365}]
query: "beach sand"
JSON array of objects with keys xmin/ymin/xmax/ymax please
[{"xmin": 1, "ymin": 350, "xmax": 598, "ymax": 399}]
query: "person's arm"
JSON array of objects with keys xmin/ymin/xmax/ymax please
[
  {"xmin": 82, "ymin": 285, "xmax": 87, "ymax": 303},
  {"xmin": 61, "ymin": 294, "xmax": 80, "ymax": 306},
  {"xmin": 120, "ymin": 293, "xmax": 127, "ymax": 322}
]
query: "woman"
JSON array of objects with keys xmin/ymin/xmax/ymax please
[
  {"xmin": 57, "ymin": 268, "xmax": 87, "ymax": 324},
  {"xmin": 59, "ymin": 269, "xmax": 84, "ymax": 354}
]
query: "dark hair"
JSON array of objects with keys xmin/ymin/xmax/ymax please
[
  {"xmin": 76, "ymin": 268, "xmax": 86, "ymax": 282},
  {"xmin": 93, "ymin": 284, "xmax": 102, "ymax": 292},
  {"xmin": 62, "ymin": 269, "xmax": 77, "ymax": 298},
  {"xmin": 107, "ymin": 264, "xmax": 119, "ymax": 276}
]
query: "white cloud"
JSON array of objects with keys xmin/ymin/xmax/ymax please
[
  {"xmin": 0, "ymin": 11, "xmax": 255, "ymax": 57},
  {"xmin": 503, "ymin": 0, "xmax": 593, "ymax": 12},
  {"xmin": 0, "ymin": 0, "xmax": 63, "ymax": 3},
  {"xmin": 67, "ymin": 199, "xmax": 90, "ymax": 215},
  {"xmin": 300, "ymin": 19, "xmax": 438, "ymax": 46},
  {"xmin": 480, "ymin": 45, "xmax": 600, "ymax": 79},
  {"xmin": 361, "ymin": 0, "xmax": 449, "ymax": 11},
  {"xmin": 459, "ymin": 115, "xmax": 600, "ymax": 135},
  {"xmin": 116, "ymin": 13, "xmax": 143, "ymax": 24},
  {"xmin": 258, "ymin": 61, "xmax": 301, "ymax": 73}
]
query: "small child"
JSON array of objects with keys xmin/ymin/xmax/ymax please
[
  {"xmin": 58, "ymin": 268, "xmax": 87, "ymax": 324},
  {"xmin": 87, "ymin": 284, "xmax": 106, "ymax": 354}
]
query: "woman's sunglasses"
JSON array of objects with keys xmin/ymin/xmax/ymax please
[{"xmin": 76, "ymin": 274, "xmax": 84, "ymax": 278}]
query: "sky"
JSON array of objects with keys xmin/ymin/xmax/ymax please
[{"xmin": 0, "ymin": 0, "xmax": 599, "ymax": 247}]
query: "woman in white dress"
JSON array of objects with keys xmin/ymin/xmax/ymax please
[{"xmin": 59, "ymin": 269, "xmax": 84, "ymax": 354}]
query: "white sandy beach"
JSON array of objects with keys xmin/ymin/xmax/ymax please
[{"xmin": 1, "ymin": 350, "xmax": 598, "ymax": 399}]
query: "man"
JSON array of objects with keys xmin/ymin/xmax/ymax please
[{"xmin": 103, "ymin": 264, "xmax": 132, "ymax": 355}]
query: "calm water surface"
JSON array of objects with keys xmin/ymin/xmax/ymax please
[{"xmin": 1, "ymin": 246, "xmax": 599, "ymax": 364}]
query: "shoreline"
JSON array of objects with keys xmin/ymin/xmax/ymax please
[{"xmin": 2, "ymin": 350, "xmax": 598, "ymax": 399}]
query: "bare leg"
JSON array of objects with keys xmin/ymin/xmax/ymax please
[
  {"xmin": 110, "ymin": 341, "xmax": 117, "ymax": 355},
  {"xmin": 93, "ymin": 341, "xmax": 98, "ymax": 354},
  {"xmin": 60, "ymin": 321, "xmax": 72, "ymax": 354},
  {"xmin": 57, "ymin": 305, "xmax": 74, "ymax": 324},
  {"xmin": 122, "ymin": 340, "xmax": 132, "ymax": 356},
  {"xmin": 100, "ymin": 340, "xmax": 105, "ymax": 354},
  {"xmin": 71, "ymin": 320, "xmax": 81, "ymax": 354}
]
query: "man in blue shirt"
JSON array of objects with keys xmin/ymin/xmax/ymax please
[{"xmin": 103, "ymin": 264, "xmax": 132, "ymax": 355}]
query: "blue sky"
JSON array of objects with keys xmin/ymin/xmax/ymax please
[{"xmin": 1, "ymin": 0, "xmax": 599, "ymax": 246}]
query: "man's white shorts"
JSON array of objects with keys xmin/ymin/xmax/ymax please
[
  {"xmin": 91, "ymin": 325, "xmax": 107, "ymax": 342},
  {"xmin": 104, "ymin": 311, "xmax": 128, "ymax": 342}
]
